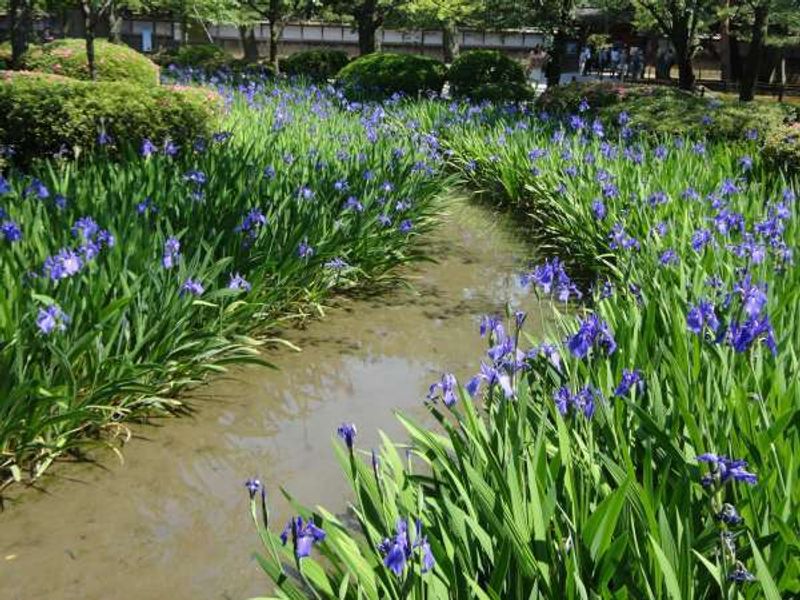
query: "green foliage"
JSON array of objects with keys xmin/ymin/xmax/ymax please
[
  {"xmin": 249, "ymin": 97, "xmax": 800, "ymax": 599},
  {"xmin": 764, "ymin": 121, "xmax": 800, "ymax": 174},
  {"xmin": 538, "ymin": 81, "xmax": 797, "ymax": 143},
  {"xmin": 448, "ymin": 49, "xmax": 531, "ymax": 102},
  {"xmin": 280, "ymin": 48, "xmax": 350, "ymax": 81},
  {"xmin": 336, "ymin": 52, "xmax": 446, "ymax": 101},
  {"xmin": 155, "ymin": 44, "xmax": 275, "ymax": 82},
  {"xmin": 154, "ymin": 43, "xmax": 226, "ymax": 68},
  {"xmin": 0, "ymin": 71, "xmax": 221, "ymax": 165},
  {"xmin": 0, "ymin": 42, "xmax": 11, "ymax": 70},
  {"xmin": 21, "ymin": 38, "xmax": 160, "ymax": 85}
]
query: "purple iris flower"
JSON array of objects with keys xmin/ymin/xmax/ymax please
[
  {"xmin": 1, "ymin": 220, "xmax": 22, "ymax": 242},
  {"xmin": 566, "ymin": 314, "xmax": 617, "ymax": 359},
  {"xmin": 378, "ymin": 519, "xmax": 435, "ymax": 576},
  {"xmin": 297, "ymin": 240, "xmax": 314, "ymax": 259},
  {"xmin": 609, "ymin": 223, "xmax": 640, "ymax": 251},
  {"xmin": 654, "ymin": 145, "xmax": 668, "ymax": 160},
  {"xmin": 244, "ymin": 478, "xmax": 262, "ymax": 499},
  {"xmin": 648, "ymin": 191, "xmax": 668, "ymax": 207},
  {"xmin": 71, "ymin": 216, "xmax": 100, "ymax": 240},
  {"xmin": 228, "ymin": 273, "xmax": 251, "ymax": 292},
  {"xmin": 618, "ymin": 111, "xmax": 629, "ymax": 125},
  {"xmin": 728, "ymin": 564, "xmax": 756, "ymax": 583},
  {"xmin": 728, "ymin": 313, "xmax": 777, "ymax": 355},
  {"xmin": 591, "ymin": 199, "xmax": 606, "ymax": 220},
  {"xmin": 602, "ymin": 182, "xmax": 619, "ymax": 199},
  {"xmin": 181, "ymin": 278, "xmax": 204, "ymax": 296},
  {"xmin": 553, "ymin": 385, "xmax": 602, "ymax": 419},
  {"xmin": 399, "ymin": 219, "xmax": 413, "ymax": 233},
  {"xmin": 427, "ymin": 373, "xmax": 458, "ymax": 407},
  {"xmin": 36, "ymin": 304, "xmax": 70, "ymax": 335},
  {"xmin": 521, "ymin": 258, "xmax": 581, "ymax": 302},
  {"xmin": 263, "ymin": 165, "xmax": 276, "ymax": 179},
  {"xmin": 682, "ymin": 187, "xmax": 700, "ymax": 202},
  {"xmin": 235, "ymin": 208, "xmax": 267, "ymax": 235},
  {"xmin": 733, "ymin": 277, "xmax": 767, "ymax": 318},
  {"xmin": 324, "ymin": 257, "xmax": 349, "ymax": 270},
  {"xmin": 140, "ymin": 139, "xmax": 157, "ymax": 157},
  {"xmin": 697, "ymin": 453, "xmax": 758, "ymax": 486},
  {"xmin": 0, "ymin": 175, "xmax": 10, "ymax": 195},
  {"xmin": 280, "ymin": 517, "xmax": 326, "ymax": 559},
  {"xmin": 337, "ymin": 422, "xmax": 357, "ymax": 449},
  {"xmin": 614, "ymin": 368, "xmax": 645, "ymax": 396},
  {"xmin": 43, "ymin": 248, "xmax": 83, "ymax": 281},
  {"xmin": 659, "ymin": 249, "xmax": 679, "ymax": 266},
  {"xmin": 162, "ymin": 237, "xmax": 181, "ymax": 269},
  {"xmin": 715, "ymin": 503, "xmax": 743, "ymax": 526},
  {"xmin": 345, "ymin": 196, "xmax": 364, "ymax": 212},
  {"xmin": 686, "ymin": 300, "xmax": 720, "ymax": 336},
  {"xmin": 739, "ymin": 155, "xmax": 753, "ymax": 171},
  {"xmin": 25, "ymin": 178, "xmax": 50, "ymax": 199},
  {"xmin": 97, "ymin": 131, "xmax": 113, "ymax": 146},
  {"xmin": 578, "ymin": 98, "xmax": 590, "ymax": 112},
  {"xmin": 377, "ymin": 215, "xmax": 391, "ymax": 227},
  {"xmin": 163, "ymin": 140, "xmax": 179, "ymax": 156},
  {"xmin": 691, "ymin": 229, "xmax": 714, "ymax": 252},
  {"xmin": 184, "ymin": 170, "xmax": 207, "ymax": 186},
  {"xmin": 745, "ymin": 128, "xmax": 759, "ymax": 141}
]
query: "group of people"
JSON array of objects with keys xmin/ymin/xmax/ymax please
[
  {"xmin": 525, "ymin": 41, "xmax": 648, "ymax": 88},
  {"xmin": 579, "ymin": 44, "xmax": 646, "ymax": 80}
]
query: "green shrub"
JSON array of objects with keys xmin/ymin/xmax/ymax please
[
  {"xmin": 0, "ymin": 42, "xmax": 11, "ymax": 69},
  {"xmin": 336, "ymin": 52, "xmax": 446, "ymax": 101},
  {"xmin": 164, "ymin": 43, "xmax": 226, "ymax": 67},
  {"xmin": 537, "ymin": 81, "xmax": 796, "ymax": 143},
  {"xmin": 448, "ymin": 50, "xmax": 531, "ymax": 102},
  {"xmin": 20, "ymin": 38, "xmax": 159, "ymax": 85},
  {"xmin": 0, "ymin": 71, "xmax": 221, "ymax": 164},
  {"xmin": 280, "ymin": 48, "xmax": 350, "ymax": 81},
  {"xmin": 764, "ymin": 121, "xmax": 800, "ymax": 174}
]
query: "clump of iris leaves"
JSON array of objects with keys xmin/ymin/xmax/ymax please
[{"xmin": 1, "ymin": 67, "xmax": 797, "ymax": 597}]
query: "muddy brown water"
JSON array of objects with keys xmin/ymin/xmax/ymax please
[{"xmin": 0, "ymin": 199, "xmax": 550, "ymax": 600}]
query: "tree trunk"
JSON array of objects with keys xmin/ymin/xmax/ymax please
[
  {"xmin": 356, "ymin": 0, "xmax": 379, "ymax": 55},
  {"xmin": 107, "ymin": 1, "xmax": 123, "ymax": 44},
  {"xmin": 442, "ymin": 20, "xmax": 459, "ymax": 64},
  {"xmin": 719, "ymin": 0, "xmax": 732, "ymax": 84},
  {"xmin": 81, "ymin": 1, "xmax": 98, "ymax": 81},
  {"xmin": 239, "ymin": 25, "xmax": 259, "ymax": 62},
  {"xmin": 268, "ymin": 21, "xmax": 281, "ymax": 72},
  {"xmin": 9, "ymin": 0, "xmax": 33, "ymax": 68},
  {"xmin": 545, "ymin": 29, "xmax": 566, "ymax": 88},
  {"xmin": 673, "ymin": 21, "xmax": 695, "ymax": 91},
  {"xmin": 739, "ymin": 3, "xmax": 769, "ymax": 102}
]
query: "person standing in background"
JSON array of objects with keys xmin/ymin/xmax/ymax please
[
  {"xmin": 579, "ymin": 45, "xmax": 591, "ymax": 76},
  {"xmin": 527, "ymin": 44, "xmax": 547, "ymax": 89}
]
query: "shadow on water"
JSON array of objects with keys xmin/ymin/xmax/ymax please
[{"xmin": 0, "ymin": 195, "xmax": 552, "ymax": 600}]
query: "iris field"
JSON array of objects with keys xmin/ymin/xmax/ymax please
[
  {"xmin": 1, "ymin": 69, "xmax": 798, "ymax": 597},
  {"xmin": 0, "ymin": 81, "xmax": 445, "ymax": 489},
  {"xmin": 246, "ymin": 95, "xmax": 799, "ymax": 597}
]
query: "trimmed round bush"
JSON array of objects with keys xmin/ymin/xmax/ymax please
[
  {"xmin": 448, "ymin": 50, "xmax": 531, "ymax": 102},
  {"xmin": 21, "ymin": 38, "xmax": 159, "ymax": 85},
  {"xmin": 336, "ymin": 52, "xmax": 446, "ymax": 101},
  {"xmin": 0, "ymin": 71, "xmax": 221, "ymax": 164},
  {"xmin": 164, "ymin": 43, "xmax": 226, "ymax": 67},
  {"xmin": 764, "ymin": 121, "xmax": 800, "ymax": 174},
  {"xmin": 281, "ymin": 49, "xmax": 350, "ymax": 81}
]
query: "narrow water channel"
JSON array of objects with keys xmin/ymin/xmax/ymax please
[{"xmin": 0, "ymin": 198, "xmax": 548, "ymax": 600}]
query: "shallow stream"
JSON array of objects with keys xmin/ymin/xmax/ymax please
[{"xmin": 0, "ymin": 199, "xmax": 547, "ymax": 600}]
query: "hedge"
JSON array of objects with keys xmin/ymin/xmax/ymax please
[
  {"xmin": 448, "ymin": 50, "xmax": 532, "ymax": 102},
  {"xmin": 537, "ymin": 81, "xmax": 796, "ymax": 143},
  {"xmin": 0, "ymin": 71, "xmax": 221, "ymax": 165},
  {"xmin": 20, "ymin": 38, "xmax": 159, "ymax": 86},
  {"xmin": 281, "ymin": 48, "xmax": 350, "ymax": 81},
  {"xmin": 336, "ymin": 52, "xmax": 446, "ymax": 101}
]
